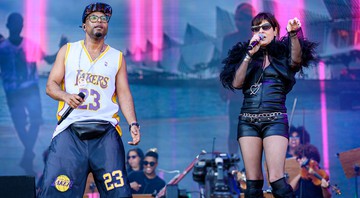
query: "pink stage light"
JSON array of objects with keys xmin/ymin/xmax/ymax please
[
  {"xmin": 319, "ymin": 61, "xmax": 329, "ymax": 172},
  {"xmin": 352, "ymin": 0, "xmax": 360, "ymax": 45},
  {"xmin": 273, "ymin": 0, "xmax": 305, "ymax": 37},
  {"xmin": 130, "ymin": 0, "xmax": 163, "ymax": 61},
  {"xmin": 250, "ymin": 0, "xmax": 261, "ymax": 14},
  {"xmin": 130, "ymin": 0, "xmax": 144, "ymax": 61},
  {"xmin": 24, "ymin": 0, "xmax": 47, "ymax": 63},
  {"xmin": 152, "ymin": 0, "xmax": 163, "ymax": 61}
]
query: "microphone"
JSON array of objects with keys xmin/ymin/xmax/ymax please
[
  {"xmin": 57, "ymin": 92, "xmax": 85, "ymax": 125},
  {"xmin": 247, "ymin": 34, "xmax": 265, "ymax": 50}
]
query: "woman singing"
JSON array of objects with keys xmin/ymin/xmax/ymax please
[{"xmin": 220, "ymin": 12, "xmax": 317, "ymax": 198}]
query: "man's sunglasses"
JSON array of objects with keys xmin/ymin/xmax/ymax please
[
  {"xmin": 88, "ymin": 15, "xmax": 109, "ymax": 23},
  {"xmin": 127, "ymin": 155, "xmax": 137, "ymax": 160},
  {"xmin": 143, "ymin": 161, "xmax": 156, "ymax": 167},
  {"xmin": 251, "ymin": 23, "xmax": 272, "ymax": 32}
]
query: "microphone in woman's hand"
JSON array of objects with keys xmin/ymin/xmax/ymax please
[{"xmin": 247, "ymin": 34, "xmax": 265, "ymax": 50}]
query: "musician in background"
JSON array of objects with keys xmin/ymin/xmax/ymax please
[
  {"xmin": 128, "ymin": 148, "xmax": 166, "ymax": 195},
  {"xmin": 286, "ymin": 125, "xmax": 310, "ymax": 158},
  {"xmin": 290, "ymin": 144, "xmax": 332, "ymax": 198}
]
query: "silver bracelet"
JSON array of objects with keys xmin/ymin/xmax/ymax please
[{"xmin": 243, "ymin": 54, "xmax": 252, "ymax": 62}]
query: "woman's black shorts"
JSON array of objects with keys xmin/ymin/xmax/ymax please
[{"xmin": 237, "ymin": 113, "xmax": 289, "ymax": 140}]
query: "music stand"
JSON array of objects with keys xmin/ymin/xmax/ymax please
[
  {"xmin": 338, "ymin": 147, "xmax": 360, "ymax": 198},
  {"xmin": 284, "ymin": 157, "xmax": 301, "ymax": 183},
  {"xmin": 264, "ymin": 157, "xmax": 300, "ymax": 184}
]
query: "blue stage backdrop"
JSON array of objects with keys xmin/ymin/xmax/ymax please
[{"xmin": 0, "ymin": 0, "xmax": 359, "ymax": 197}]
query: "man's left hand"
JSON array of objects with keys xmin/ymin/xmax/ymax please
[{"xmin": 128, "ymin": 125, "xmax": 140, "ymax": 145}]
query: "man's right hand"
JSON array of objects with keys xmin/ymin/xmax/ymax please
[
  {"xmin": 64, "ymin": 93, "xmax": 84, "ymax": 109},
  {"xmin": 130, "ymin": 181, "xmax": 141, "ymax": 191}
]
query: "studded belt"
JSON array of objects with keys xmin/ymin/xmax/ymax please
[{"xmin": 239, "ymin": 112, "xmax": 286, "ymax": 123}]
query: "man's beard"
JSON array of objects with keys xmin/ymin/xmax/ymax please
[
  {"xmin": 95, "ymin": 32, "xmax": 103, "ymax": 38},
  {"xmin": 93, "ymin": 29, "xmax": 107, "ymax": 39}
]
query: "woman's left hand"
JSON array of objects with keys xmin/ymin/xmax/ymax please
[
  {"xmin": 287, "ymin": 17, "xmax": 301, "ymax": 32},
  {"xmin": 321, "ymin": 179, "xmax": 330, "ymax": 189}
]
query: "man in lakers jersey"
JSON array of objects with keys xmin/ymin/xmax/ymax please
[{"xmin": 38, "ymin": 2, "xmax": 140, "ymax": 197}]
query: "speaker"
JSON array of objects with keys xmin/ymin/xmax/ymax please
[{"xmin": 0, "ymin": 176, "xmax": 35, "ymax": 198}]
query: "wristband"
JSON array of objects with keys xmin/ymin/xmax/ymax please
[
  {"xmin": 129, "ymin": 122, "xmax": 140, "ymax": 131},
  {"xmin": 289, "ymin": 31, "xmax": 298, "ymax": 38},
  {"xmin": 244, "ymin": 53, "xmax": 252, "ymax": 62},
  {"xmin": 288, "ymin": 27, "xmax": 301, "ymax": 38},
  {"xmin": 246, "ymin": 51, "xmax": 253, "ymax": 58}
]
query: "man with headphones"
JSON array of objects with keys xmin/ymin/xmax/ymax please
[{"xmin": 38, "ymin": 2, "xmax": 140, "ymax": 197}]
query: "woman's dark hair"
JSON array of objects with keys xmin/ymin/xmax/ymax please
[
  {"xmin": 251, "ymin": 12, "xmax": 280, "ymax": 37},
  {"xmin": 294, "ymin": 144, "xmax": 321, "ymax": 163},
  {"xmin": 126, "ymin": 147, "xmax": 144, "ymax": 171},
  {"xmin": 289, "ymin": 125, "xmax": 310, "ymax": 144}
]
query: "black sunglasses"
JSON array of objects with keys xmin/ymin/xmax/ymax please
[
  {"xmin": 251, "ymin": 23, "xmax": 272, "ymax": 32},
  {"xmin": 127, "ymin": 155, "xmax": 137, "ymax": 160},
  {"xmin": 143, "ymin": 161, "xmax": 156, "ymax": 167}
]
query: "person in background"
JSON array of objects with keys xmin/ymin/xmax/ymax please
[
  {"xmin": 128, "ymin": 148, "xmax": 166, "ymax": 195},
  {"xmin": 287, "ymin": 125, "xmax": 310, "ymax": 158},
  {"xmin": 220, "ymin": 11, "xmax": 317, "ymax": 197},
  {"xmin": 290, "ymin": 144, "xmax": 332, "ymax": 198},
  {"xmin": 0, "ymin": 12, "xmax": 67, "ymax": 175},
  {"xmin": 38, "ymin": 2, "xmax": 140, "ymax": 197},
  {"xmin": 221, "ymin": 3, "xmax": 255, "ymax": 155},
  {"xmin": 126, "ymin": 147, "xmax": 145, "ymax": 174}
]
